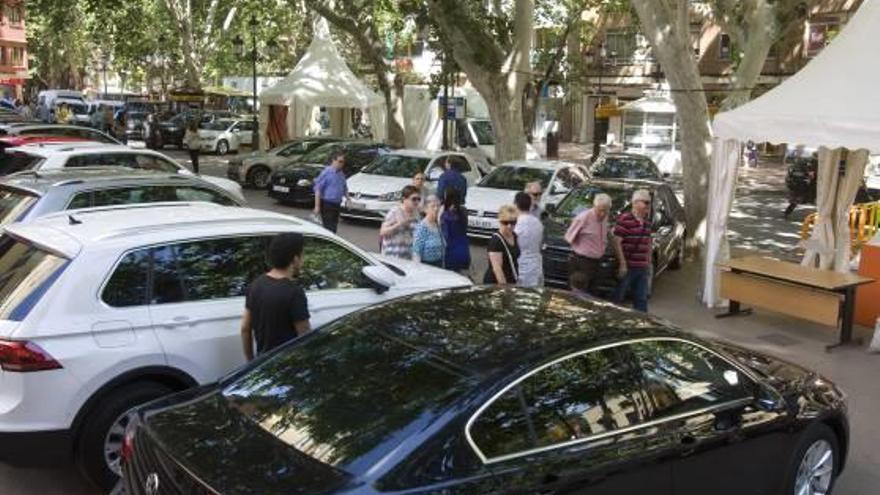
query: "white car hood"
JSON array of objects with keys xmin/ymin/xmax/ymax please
[
  {"xmin": 465, "ymin": 186, "xmax": 517, "ymax": 214},
  {"xmin": 371, "ymin": 254, "xmax": 472, "ymax": 289},
  {"xmin": 348, "ymin": 173, "xmax": 412, "ymax": 196}
]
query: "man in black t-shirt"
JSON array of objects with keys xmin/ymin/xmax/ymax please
[{"xmin": 240, "ymin": 233, "xmax": 311, "ymax": 361}]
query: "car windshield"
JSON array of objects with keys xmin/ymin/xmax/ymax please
[
  {"xmin": 222, "ymin": 320, "xmax": 472, "ymax": 470},
  {"xmin": 470, "ymin": 120, "xmax": 495, "ymax": 145},
  {"xmin": 591, "ymin": 156, "xmax": 661, "ymax": 180},
  {"xmin": 554, "ymin": 185, "xmax": 632, "ymax": 219},
  {"xmin": 0, "ymin": 152, "xmax": 44, "ymax": 175},
  {"xmin": 0, "ymin": 188, "xmax": 38, "ymax": 226},
  {"xmin": 0, "ymin": 235, "xmax": 68, "ymax": 321},
  {"xmin": 200, "ymin": 121, "xmax": 230, "ymax": 131},
  {"xmin": 478, "ymin": 165, "xmax": 553, "ymax": 190},
  {"xmin": 298, "ymin": 143, "xmax": 342, "ymax": 164},
  {"xmin": 361, "ymin": 154, "xmax": 429, "ymax": 178}
]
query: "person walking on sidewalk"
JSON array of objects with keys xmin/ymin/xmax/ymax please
[
  {"xmin": 513, "ymin": 192, "xmax": 544, "ymax": 287},
  {"xmin": 380, "ymin": 185, "xmax": 421, "ymax": 260},
  {"xmin": 613, "ymin": 189, "xmax": 653, "ymax": 312},
  {"xmin": 240, "ymin": 233, "xmax": 311, "ymax": 361},
  {"xmin": 484, "ymin": 205, "xmax": 520, "ymax": 286},
  {"xmin": 441, "ymin": 188, "xmax": 471, "ymax": 274},
  {"xmin": 313, "ymin": 150, "xmax": 348, "ymax": 233},
  {"xmin": 437, "ymin": 156, "xmax": 468, "ymax": 202},
  {"xmin": 412, "ymin": 195, "xmax": 445, "ymax": 267},
  {"xmin": 564, "ymin": 193, "xmax": 614, "ymax": 293},
  {"xmin": 182, "ymin": 121, "xmax": 201, "ymax": 174}
]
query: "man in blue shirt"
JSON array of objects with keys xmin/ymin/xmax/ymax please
[
  {"xmin": 436, "ymin": 156, "xmax": 468, "ymax": 202},
  {"xmin": 313, "ymin": 150, "xmax": 348, "ymax": 233}
]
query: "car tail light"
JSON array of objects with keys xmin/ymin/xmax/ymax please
[
  {"xmin": 120, "ymin": 414, "xmax": 140, "ymax": 465},
  {"xmin": 0, "ymin": 339, "xmax": 62, "ymax": 372}
]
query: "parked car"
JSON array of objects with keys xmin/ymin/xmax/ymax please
[
  {"xmin": 121, "ymin": 286, "xmax": 850, "ymax": 495},
  {"xmin": 867, "ymin": 155, "xmax": 880, "ymax": 195},
  {"xmin": 590, "ymin": 152, "xmax": 665, "ymax": 180},
  {"xmin": 784, "ymin": 148, "xmax": 877, "ymax": 217},
  {"xmin": 157, "ymin": 111, "xmax": 195, "ymax": 148},
  {"xmin": 541, "ymin": 179, "xmax": 686, "ymax": 294},
  {"xmin": 35, "ymin": 89, "xmax": 87, "ymax": 123},
  {"xmin": 269, "ymin": 141, "xmax": 392, "ymax": 206},
  {"xmin": 123, "ymin": 111, "xmax": 148, "ymax": 141},
  {"xmin": 0, "ymin": 123, "xmax": 121, "ymax": 143},
  {"xmin": 0, "ymin": 202, "xmax": 471, "ymax": 489},
  {"xmin": 0, "ymin": 167, "xmax": 244, "ymax": 228},
  {"xmin": 465, "ymin": 160, "xmax": 589, "ymax": 237},
  {"xmin": 344, "ymin": 150, "xmax": 480, "ymax": 220},
  {"xmin": 227, "ymin": 137, "xmax": 344, "ymax": 189},
  {"xmin": 0, "ymin": 142, "xmax": 244, "ymax": 201},
  {"xmin": 198, "ymin": 118, "xmax": 256, "ymax": 155}
]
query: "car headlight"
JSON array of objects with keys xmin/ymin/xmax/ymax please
[
  {"xmin": 296, "ymin": 178, "xmax": 313, "ymax": 187},
  {"xmin": 379, "ymin": 190, "xmax": 402, "ymax": 202}
]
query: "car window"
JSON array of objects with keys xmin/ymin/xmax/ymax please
[
  {"xmin": 448, "ymin": 155, "xmax": 472, "ymax": 173},
  {"xmin": 78, "ymin": 129, "xmax": 116, "ymax": 143},
  {"xmin": 0, "ymin": 151, "xmax": 44, "ymax": 175},
  {"xmin": 132, "ymin": 154, "xmax": 181, "ymax": 173},
  {"xmin": 556, "ymin": 167, "xmax": 586, "ymax": 190},
  {"xmin": 591, "ymin": 156, "xmax": 661, "ymax": 180},
  {"xmin": 478, "ymin": 166, "xmax": 554, "ymax": 191},
  {"xmin": 361, "ymin": 154, "xmax": 430, "ymax": 178},
  {"xmin": 150, "ymin": 245, "xmax": 185, "ymax": 304},
  {"xmin": 278, "ymin": 142, "xmax": 307, "ymax": 157},
  {"xmin": 174, "ymin": 186, "xmax": 238, "ymax": 205},
  {"xmin": 238, "ymin": 121, "xmax": 256, "ymax": 132},
  {"xmin": 470, "ymin": 346, "xmax": 644, "ymax": 460},
  {"xmin": 65, "ymin": 153, "xmax": 135, "ymax": 168},
  {"xmin": 0, "ymin": 236, "xmax": 69, "ymax": 321},
  {"xmin": 627, "ymin": 340, "xmax": 753, "ymax": 421},
  {"xmin": 299, "ymin": 237, "xmax": 369, "ymax": 291},
  {"xmin": 102, "ymin": 249, "xmax": 150, "ymax": 307},
  {"xmin": 168, "ymin": 236, "xmax": 269, "ymax": 302},
  {"xmin": 0, "ymin": 187, "xmax": 38, "ymax": 225}
]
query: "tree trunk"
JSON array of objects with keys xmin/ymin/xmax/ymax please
[
  {"xmin": 631, "ymin": 0, "xmax": 712, "ymax": 250},
  {"xmin": 480, "ymin": 76, "xmax": 527, "ymax": 164},
  {"xmin": 377, "ymin": 72, "xmax": 406, "ymax": 147},
  {"xmin": 719, "ymin": 4, "xmax": 775, "ymax": 111}
]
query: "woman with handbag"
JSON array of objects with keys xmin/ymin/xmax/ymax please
[{"xmin": 483, "ymin": 205, "xmax": 520, "ymax": 285}]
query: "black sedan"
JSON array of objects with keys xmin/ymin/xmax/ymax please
[
  {"xmin": 268, "ymin": 141, "xmax": 391, "ymax": 205},
  {"xmin": 120, "ymin": 287, "xmax": 848, "ymax": 495},
  {"xmin": 542, "ymin": 179, "xmax": 686, "ymax": 293},
  {"xmin": 589, "ymin": 152, "xmax": 665, "ymax": 180}
]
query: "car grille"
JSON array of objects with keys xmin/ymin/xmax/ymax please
[
  {"xmin": 122, "ymin": 429, "xmax": 215, "ymax": 495},
  {"xmin": 466, "ymin": 209, "xmax": 498, "ymax": 218},
  {"xmin": 350, "ymin": 192, "xmax": 381, "ymax": 200}
]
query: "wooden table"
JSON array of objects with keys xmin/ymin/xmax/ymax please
[{"xmin": 717, "ymin": 255, "xmax": 875, "ymax": 351}]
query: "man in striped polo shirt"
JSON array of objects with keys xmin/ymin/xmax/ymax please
[{"xmin": 612, "ymin": 189, "xmax": 653, "ymax": 311}]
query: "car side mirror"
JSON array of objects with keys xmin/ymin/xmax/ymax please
[
  {"xmin": 662, "ymin": 172, "xmax": 671, "ymax": 179},
  {"xmin": 753, "ymin": 382, "xmax": 786, "ymax": 412},
  {"xmin": 362, "ymin": 265, "xmax": 396, "ymax": 294}
]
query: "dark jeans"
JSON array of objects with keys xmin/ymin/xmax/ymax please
[
  {"xmin": 320, "ymin": 200, "xmax": 341, "ymax": 233},
  {"xmin": 568, "ymin": 254, "xmax": 600, "ymax": 293},
  {"xmin": 188, "ymin": 149, "xmax": 200, "ymax": 174},
  {"xmin": 614, "ymin": 266, "xmax": 650, "ymax": 312}
]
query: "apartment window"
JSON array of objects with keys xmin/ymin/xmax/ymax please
[
  {"xmin": 5, "ymin": 5, "xmax": 21, "ymax": 26},
  {"xmin": 719, "ymin": 33, "xmax": 732, "ymax": 60},
  {"xmin": 12, "ymin": 47, "xmax": 22, "ymax": 66},
  {"xmin": 807, "ymin": 20, "xmax": 840, "ymax": 57},
  {"xmin": 605, "ymin": 30, "xmax": 638, "ymax": 65},
  {"xmin": 0, "ymin": 47, "xmax": 6, "ymax": 66}
]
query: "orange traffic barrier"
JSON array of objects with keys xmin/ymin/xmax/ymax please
[{"xmin": 801, "ymin": 201, "xmax": 880, "ymax": 255}]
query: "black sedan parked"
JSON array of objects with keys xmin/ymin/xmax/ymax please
[
  {"xmin": 121, "ymin": 287, "xmax": 848, "ymax": 495},
  {"xmin": 589, "ymin": 152, "xmax": 665, "ymax": 180},
  {"xmin": 268, "ymin": 141, "xmax": 391, "ymax": 205},
  {"xmin": 542, "ymin": 179, "xmax": 686, "ymax": 293}
]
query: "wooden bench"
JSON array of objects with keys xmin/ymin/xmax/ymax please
[{"xmin": 717, "ymin": 255, "xmax": 874, "ymax": 351}]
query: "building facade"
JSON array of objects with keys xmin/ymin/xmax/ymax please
[{"xmin": 0, "ymin": 0, "xmax": 26, "ymax": 100}]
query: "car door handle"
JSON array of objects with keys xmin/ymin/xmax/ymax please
[
  {"xmin": 160, "ymin": 316, "xmax": 192, "ymax": 327},
  {"xmin": 679, "ymin": 434, "xmax": 698, "ymax": 456}
]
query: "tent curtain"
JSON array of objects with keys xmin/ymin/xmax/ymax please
[
  {"xmin": 702, "ymin": 138, "xmax": 741, "ymax": 307},
  {"xmin": 802, "ymin": 147, "xmax": 842, "ymax": 269},
  {"xmin": 833, "ymin": 150, "xmax": 869, "ymax": 271},
  {"xmin": 267, "ymin": 105, "xmax": 289, "ymax": 148}
]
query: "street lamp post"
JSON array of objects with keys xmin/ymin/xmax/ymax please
[
  {"xmin": 591, "ymin": 44, "xmax": 607, "ymax": 160},
  {"xmin": 233, "ymin": 16, "xmax": 276, "ymax": 150},
  {"xmin": 96, "ymin": 53, "xmax": 110, "ymax": 99}
]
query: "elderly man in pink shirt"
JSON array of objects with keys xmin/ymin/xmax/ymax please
[{"xmin": 564, "ymin": 193, "xmax": 621, "ymax": 292}]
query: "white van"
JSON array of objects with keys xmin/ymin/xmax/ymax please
[{"xmin": 36, "ymin": 89, "xmax": 89, "ymax": 124}]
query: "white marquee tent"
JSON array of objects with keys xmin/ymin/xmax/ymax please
[
  {"xmin": 702, "ymin": 0, "xmax": 879, "ymax": 306},
  {"xmin": 258, "ymin": 19, "xmax": 385, "ymax": 149}
]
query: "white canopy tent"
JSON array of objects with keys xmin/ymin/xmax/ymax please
[
  {"xmin": 703, "ymin": 0, "xmax": 879, "ymax": 306},
  {"xmin": 258, "ymin": 19, "xmax": 385, "ymax": 149}
]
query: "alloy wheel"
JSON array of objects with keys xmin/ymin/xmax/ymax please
[
  {"xmin": 217, "ymin": 140, "xmax": 229, "ymax": 155},
  {"xmin": 103, "ymin": 409, "xmax": 135, "ymax": 476},
  {"xmin": 794, "ymin": 439, "xmax": 834, "ymax": 495},
  {"xmin": 251, "ymin": 167, "xmax": 271, "ymax": 189}
]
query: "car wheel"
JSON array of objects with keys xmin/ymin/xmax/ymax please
[
  {"xmin": 785, "ymin": 424, "xmax": 839, "ymax": 495},
  {"xmin": 216, "ymin": 139, "xmax": 229, "ymax": 155},
  {"xmin": 669, "ymin": 236, "xmax": 685, "ymax": 270},
  {"xmin": 75, "ymin": 382, "xmax": 174, "ymax": 491},
  {"xmin": 248, "ymin": 165, "xmax": 271, "ymax": 189}
]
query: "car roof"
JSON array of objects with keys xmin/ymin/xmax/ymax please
[
  {"xmin": 499, "ymin": 159, "xmax": 582, "ymax": 171},
  {"xmin": 384, "ymin": 149, "xmax": 460, "ymax": 159},
  {"xmin": 5, "ymin": 203, "xmax": 315, "ymax": 258},
  {"xmin": 581, "ymin": 178, "xmax": 668, "ymax": 190},
  {"xmin": 598, "ymin": 152, "xmax": 655, "ymax": 160},
  {"xmin": 8, "ymin": 143, "xmax": 146, "ymax": 156},
  {"xmin": 0, "ymin": 167, "xmax": 215, "ymax": 195},
  {"xmin": 335, "ymin": 286, "xmax": 680, "ymax": 378}
]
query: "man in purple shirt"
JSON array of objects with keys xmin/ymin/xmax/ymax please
[
  {"xmin": 313, "ymin": 150, "xmax": 348, "ymax": 233},
  {"xmin": 564, "ymin": 193, "xmax": 622, "ymax": 293}
]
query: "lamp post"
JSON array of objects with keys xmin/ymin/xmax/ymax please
[
  {"xmin": 96, "ymin": 53, "xmax": 110, "ymax": 99},
  {"xmin": 591, "ymin": 44, "xmax": 607, "ymax": 160},
  {"xmin": 233, "ymin": 16, "xmax": 277, "ymax": 150}
]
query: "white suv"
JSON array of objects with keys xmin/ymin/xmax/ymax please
[
  {"xmin": 1, "ymin": 142, "xmax": 244, "ymax": 201},
  {"xmin": 0, "ymin": 202, "xmax": 470, "ymax": 489}
]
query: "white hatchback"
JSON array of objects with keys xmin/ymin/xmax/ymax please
[
  {"xmin": 0, "ymin": 202, "xmax": 470, "ymax": 489},
  {"xmin": 198, "ymin": 118, "xmax": 256, "ymax": 155},
  {"xmin": 2, "ymin": 142, "xmax": 245, "ymax": 202},
  {"xmin": 345, "ymin": 149, "xmax": 481, "ymax": 220}
]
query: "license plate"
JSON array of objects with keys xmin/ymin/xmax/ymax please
[
  {"xmin": 348, "ymin": 201, "xmax": 365, "ymax": 210},
  {"xmin": 272, "ymin": 185, "xmax": 290, "ymax": 193},
  {"xmin": 469, "ymin": 217, "xmax": 494, "ymax": 229}
]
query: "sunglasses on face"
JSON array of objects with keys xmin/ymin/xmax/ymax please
[
  {"xmin": 409, "ymin": 196, "xmax": 422, "ymax": 202},
  {"xmin": 500, "ymin": 220, "xmax": 517, "ymax": 226}
]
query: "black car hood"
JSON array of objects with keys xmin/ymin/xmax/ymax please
[
  {"xmin": 275, "ymin": 163, "xmax": 323, "ymax": 179},
  {"xmin": 542, "ymin": 214, "xmax": 572, "ymax": 251},
  {"xmin": 143, "ymin": 392, "xmax": 351, "ymax": 495}
]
